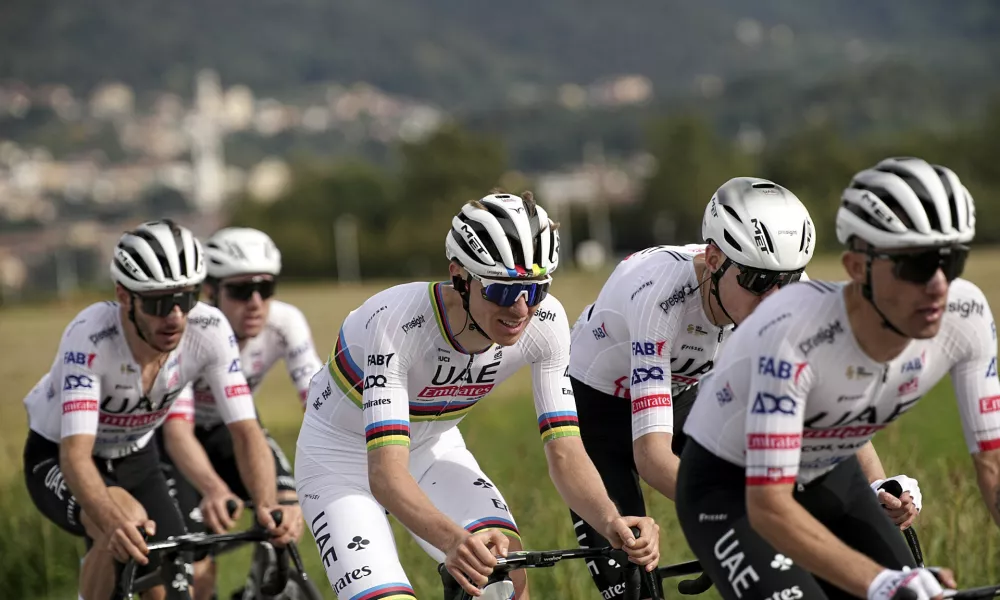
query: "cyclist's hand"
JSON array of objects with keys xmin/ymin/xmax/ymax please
[
  {"xmin": 444, "ymin": 530, "xmax": 508, "ymax": 597},
  {"xmin": 282, "ymin": 503, "xmax": 304, "ymax": 542},
  {"xmin": 603, "ymin": 516, "xmax": 660, "ymax": 571},
  {"xmin": 200, "ymin": 488, "xmax": 241, "ymax": 533},
  {"xmin": 868, "ymin": 568, "xmax": 946, "ymax": 600},
  {"xmin": 877, "ymin": 491, "xmax": 919, "ymax": 530},
  {"xmin": 872, "ymin": 475, "xmax": 922, "ymax": 530},
  {"xmin": 106, "ymin": 515, "xmax": 154, "ymax": 565},
  {"xmin": 256, "ymin": 504, "xmax": 294, "ymax": 547}
]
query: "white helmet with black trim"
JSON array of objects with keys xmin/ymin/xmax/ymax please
[
  {"xmin": 204, "ymin": 227, "xmax": 282, "ymax": 279},
  {"xmin": 702, "ymin": 177, "xmax": 815, "ymax": 271},
  {"xmin": 445, "ymin": 192, "xmax": 559, "ymax": 279},
  {"xmin": 836, "ymin": 157, "xmax": 976, "ymax": 249},
  {"xmin": 111, "ymin": 219, "xmax": 206, "ymax": 292}
]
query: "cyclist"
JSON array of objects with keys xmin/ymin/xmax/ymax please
[
  {"xmin": 21, "ymin": 219, "xmax": 295, "ymax": 600},
  {"xmin": 296, "ymin": 192, "xmax": 659, "ymax": 600},
  {"xmin": 158, "ymin": 227, "xmax": 322, "ymax": 599},
  {"xmin": 568, "ymin": 177, "xmax": 921, "ymax": 600},
  {"xmin": 676, "ymin": 157, "xmax": 995, "ymax": 600}
]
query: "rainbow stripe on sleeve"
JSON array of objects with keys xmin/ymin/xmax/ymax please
[
  {"xmin": 364, "ymin": 419, "xmax": 410, "ymax": 451},
  {"xmin": 538, "ymin": 410, "xmax": 580, "ymax": 443}
]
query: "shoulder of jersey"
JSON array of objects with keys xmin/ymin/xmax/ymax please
[
  {"xmin": 352, "ymin": 281, "xmax": 434, "ymax": 332},
  {"xmin": 263, "ymin": 299, "xmax": 306, "ymax": 332},
  {"xmin": 529, "ymin": 292, "xmax": 567, "ymax": 329},
  {"xmin": 64, "ymin": 301, "xmax": 120, "ymax": 342},
  {"xmin": 184, "ymin": 302, "xmax": 233, "ymax": 340},
  {"xmin": 746, "ymin": 280, "xmax": 844, "ymax": 339},
  {"xmin": 943, "ymin": 278, "xmax": 991, "ymax": 324}
]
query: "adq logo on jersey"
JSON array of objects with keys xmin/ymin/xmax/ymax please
[
  {"xmin": 631, "ymin": 367, "xmax": 664, "ymax": 385},
  {"xmin": 751, "ymin": 392, "xmax": 797, "ymax": 415},
  {"xmin": 364, "ymin": 375, "xmax": 387, "ymax": 390},
  {"xmin": 63, "ymin": 375, "xmax": 94, "ymax": 390}
]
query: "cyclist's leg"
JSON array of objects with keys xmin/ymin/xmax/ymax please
[
  {"xmin": 296, "ymin": 428, "xmax": 418, "ymax": 599},
  {"xmin": 675, "ymin": 440, "xmax": 830, "ymax": 600},
  {"xmin": 410, "ymin": 428, "xmax": 526, "ymax": 599},
  {"xmin": 568, "ymin": 376, "xmax": 658, "ymax": 600}
]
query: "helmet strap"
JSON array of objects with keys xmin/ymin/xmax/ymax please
[
  {"xmin": 453, "ymin": 274, "xmax": 493, "ymax": 342},
  {"xmin": 862, "ymin": 253, "xmax": 908, "ymax": 337},
  {"xmin": 127, "ymin": 293, "xmax": 157, "ymax": 349},
  {"xmin": 709, "ymin": 258, "xmax": 741, "ymax": 330}
]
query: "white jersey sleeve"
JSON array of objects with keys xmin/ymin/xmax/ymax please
[
  {"xmin": 277, "ymin": 303, "xmax": 324, "ymax": 406},
  {"xmin": 55, "ymin": 321, "xmax": 104, "ymax": 440},
  {"xmin": 946, "ymin": 280, "xmax": 1000, "ymax": 454},
  {"xmin": 626, "ymin": 261, "xmax": 689, "ymax": 440},
  {"xmin": 744, "ymin": 314, "xmax": 813, "ymax": 486},
  {"xmin": 521, "ymin": 296, "xmax": 581, "ymax": 444},
  {"xmin": 333, "ymin": 288, "xmax": 428, "ymax": 453},
  {"xmin": 167, "ymin": 383, "xmax": 196, "ymax": 423},
  {"xmin": 188, "ymin": 309, "xmax": 258, "ymax": 425}
]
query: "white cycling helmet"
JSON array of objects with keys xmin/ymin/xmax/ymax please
[
  {"xmin": 204, "ymin": 227, "xmax": 282, "ymax": 279},
  {"xmin": 702, "ymin": 177, "xmax": 815, "ymax": 271},
  {"xmin": 111, "ymin": 219, "xmax": 206, "ymax": 292},
  {"xmin": 445, "ymin": 192, "xmax": 559, "ymax": 279},
  {"xmin": 836, "ymin": 157, "xmax": 976, "ymax": 249}
]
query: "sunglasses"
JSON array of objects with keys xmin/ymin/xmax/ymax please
[
  {"xmin": 224, "ymin": 279, "xmax": 277, "ymax": 302},
  {"xmin": 135, "ymin": 288, "xmax": 201, "ymax": 317},
  {"xmin": 472, "ymin": 275, "xmax": 552, "ymax": 307},
  {"xmin": 725, "ymin": 259, "xmax": 803, "ymax": 296},
  {"xmin": 870, "ymin": 245, "xmax": 969, "ymax": 284}
]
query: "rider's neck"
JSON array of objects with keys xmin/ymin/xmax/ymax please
[
  {"xmin": 843, "ymin": 282, "xmax": 911, "ymax": 364},
  {"xmin": 442, "ymin": 284, "xmax": 493, "ymax": 355}
]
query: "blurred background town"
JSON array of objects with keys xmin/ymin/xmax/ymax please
[{"xmin": 1, "ymin": 1, "xmax": 999, "ymax": 304}]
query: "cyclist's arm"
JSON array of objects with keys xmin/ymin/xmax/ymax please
[
  {"xmin": 528, "ymin": 297, "xmax": 622, "ymax": 529},
  {"xmin": 855, "ymin": 441, "xmax": 887, "ymax": 483},
  {"xmin": 201, "ymin": 320, "xmax": 277, "ymax": 510},
  {"xmin": 161, "ymin": 387, "xmax": 232, "ymax": 498},
  {"xmin": 280, "ymin": 304, "xmax": 324, "ymax": 409},
  {"xmin": 949, "ymin": 287, "xmax": 1000, "ymax": 529},
  {"xmin": 628, "ymin": 279, "xmax": 684, "ymax": 500},
  {"xmin": 744, "ymin": 335, "xmax": 882, "ymax": 598},
  {"xmin": 55, "ymin": 350, "xmax": 124, "ymax": 534}
]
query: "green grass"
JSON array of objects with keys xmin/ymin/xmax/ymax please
[{"xmin": 3, "ymin": 252, "xmax": 1000, "ymax": 598}]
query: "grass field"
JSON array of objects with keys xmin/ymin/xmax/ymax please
[{"xmin": 3, "ymin": 251, "xmax": 1000, "ymax": 598}]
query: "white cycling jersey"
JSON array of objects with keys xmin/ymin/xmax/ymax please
[
  {"xmin": 186, "ymin": 300, "xmax": 323, "ymax": 428},
  {"xmin": 300, "ymin": 281, "xmax": 580, "ymax": 452},
  {"xmin": 23, "ymin": 302, "xmax": 258, "ymax": 459},
  {"xmin": 685, "ymin": 278, "xmax": 1000, "ymax": 486},
  {"xmin": 569, "ymin": 244, "xmax": 733, "ymax": 440}
]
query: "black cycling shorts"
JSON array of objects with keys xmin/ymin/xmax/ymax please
[
  {"xmin": 567, "ymin": 376, "xmax": 698, "ymax": 600},
  {"xmin": 23, "ymin": 430, "xmax": 187, "ymax": 573},
  {"xmin": 675, "ymin": 439, "xmax": 915, "ymax": 600},
  {"xmin": 158, "ymin": 423, "xmax": 295, "ymax": 536}
]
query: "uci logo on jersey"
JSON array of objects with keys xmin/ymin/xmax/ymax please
[
  {"xmin": 632, "ymin": 341, "xmax": 666, "ymax": 357},
  {"xmin": 64, "ymin": 351, "xmax": 96, "ymax": 368},
  {"xmin": 758, "ymin": 357, "xmax": 807, "ymax": 383},
  {"xmin": 63, "ymin": 375, "xmax": 94, "ymax": 390},
  {"xmin": 631, "ymin": 367, "xmax": 664, "ymax": 385},
  {"xmin": 364, "ymin": 375, "xmax": 387, "ymax": 390},
  {"xmin": 751, "ymin": 391, "xmax": 797, "ymax": 415}
]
